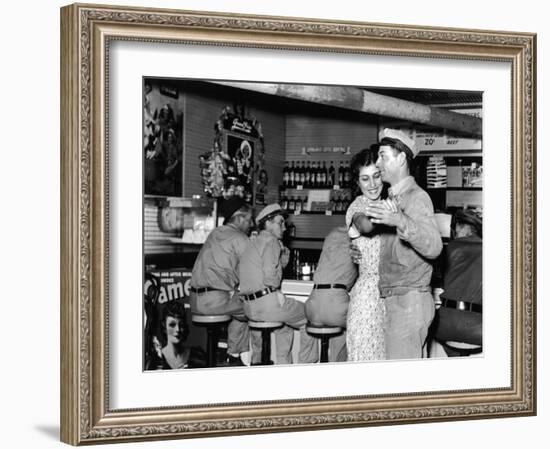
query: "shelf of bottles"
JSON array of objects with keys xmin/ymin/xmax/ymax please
[
  {"xmin": 281, "ymin": 248, "xmax": 320, "ymax": 281},
  {"xmin": 290, "ymin": 248, "xmax": 317, "ymax": 281},
  {"xmin": 280, "ymin": 160, "xmax": 352, "ymax": 214}
]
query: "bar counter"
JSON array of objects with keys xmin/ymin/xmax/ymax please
[
  {"xmin": 281, "ymin": 278, "xmax": 314, "ymax": 301},
  {"xmin": 279, "ymin": 279, "xmax": 315, "ymax": 363}
]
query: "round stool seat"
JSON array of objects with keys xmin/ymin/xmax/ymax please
[
  {"xmin": 191, "ymin": 314, "xmax": 231, "ymax": 368},
  {"xmin": 306, "ymin": 325, "xmax": 342, "ymax": 336},
  {"xmin": 248, "ymin": 320, "xmax": 283, "ymax": 365},
  {"xmin": 306, "ymin": 324, "xmax": 343, "ymax": 363},
  {"xmin": 248, "ymin": 320, "xmax": 283, "ymax": 330},
  {"xmin": 192, "ymin": 314, "xmax": 231, "ymax": 324}
]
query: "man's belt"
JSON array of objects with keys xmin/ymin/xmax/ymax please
[
  {"xmin": 441, "ymin": 298, "xmax": 482, "ymax": 314},
  {"xmin": 240, "ymin": 287, "xmax": 276, "ymax": 301},
  {"xmin": 190, "ymin": 286, "xmax": 222, "ymax": 295},
  {"xmin": 313, "ymin": 284, "xmax": 348, "ymax": 290},
  {"xmin": 380, "ymin": 286, "xmax": 431, "ymax": 297}
]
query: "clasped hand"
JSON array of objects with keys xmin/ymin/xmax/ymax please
[
  {"xmin": 349, "ymin": 199, "xmax": 403, "ymax": 264},
  {"xmin": 364, "ymin": 198, "xmax": 404, "ymax": 228}
]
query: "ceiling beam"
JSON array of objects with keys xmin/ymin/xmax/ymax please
[{"xmin": 210, "ymin": 81, "xmax": 482, "ymax": 137}]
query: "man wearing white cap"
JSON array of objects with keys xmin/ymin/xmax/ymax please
[
  {"xmin": 238, "ymin": 204, "xmax": 317, "ymax": 364},
  {"xmin": 363, "ymin": 128, "xmax": 443, "ymax": 360}
]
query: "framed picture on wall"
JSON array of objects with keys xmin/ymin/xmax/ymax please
[
  {"xmin": 223, "ymin": 132, "xmax": 256, "ymax": 202},
  {"xmin": 60, "ymin": 3, "xmax": 536, "ymax": 445},
  {"xmin": 144, "ymin": 80, "xmax": 184, "ymax": 197}
]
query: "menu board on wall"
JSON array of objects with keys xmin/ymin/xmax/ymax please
[{"xmin": 382, "ymin": 108, "xmax": 482, "ymax": 152}]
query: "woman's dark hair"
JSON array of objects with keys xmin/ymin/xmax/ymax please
[
  {"xmin": 159, "ymin": 300, "xmax": 188, "ymax": 346},
  {"xmin": 350, "ymin": 145, "xmax": 388, "ymax": 199}
]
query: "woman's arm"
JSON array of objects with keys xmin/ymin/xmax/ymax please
[
  {"xmin": 346, "ymin": 197, "xmax": 375, "ymax": 237},
  {"xmin": 352, "ymin": 212, "xmax": 375, "ymax": 234}
]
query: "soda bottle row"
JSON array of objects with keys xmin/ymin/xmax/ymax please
[
  {"xmin": 280, "ymin": 194, "xmax": 306, "ymax": 213},
  {"xmin": 282, "ymin": 160, "xmax": 352, "ymax": 188},
  {"xmin": 289, "ymin": 249, "xmax": 317, "ymax": 280},
  {"xmin": 329, "ymin": 193, "xmax": 351, "ymax": 212},
  {"xmin": 279, "ymin": 192, "xmax": 351, "ymax": 213}
]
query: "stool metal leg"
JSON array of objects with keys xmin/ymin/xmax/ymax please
[
  {"xmin": 261, "ymin": 329, "xmax": 273, "ymax": 365},
  {"xmin": 206, "ymin": 326, "xmax": 219, "ymax": 367},
  {"xmin": 320, "ymin": 336, "xmax": 330, "ymax": 363}
]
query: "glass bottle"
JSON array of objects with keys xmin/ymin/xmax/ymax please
[
  {"xmin": 305, "ymin": 160, "xmax": 311, "ymax": 188},
  {"xmin": 293, "ymin": 249, "xmax": 301, "ymax": 278},
  {"xmin": 338, "ymin": 161, "xmax": 345, "ymax": 186},
  {"xmin": 295, "ymin": 195, "xmax": 302, "ymax": 213},
  {"xmin": 329, "ymin": 194, "xmax": 335, "ymax": 212},
  {"xmin": 288, "ymin": 195, "xmax": 295, "ymax": 211},
  {"xmin": 316, "ymin": 161, "xmax": 323, "ymax": 188},
  {"xmin": 299, "ymin": 161, "xmax": 306, "ymax": 186},
  {"xmin": 341, "ymin": 193, "xmax": 349, "ymax": 211},
  {"xmin": 335, "ymin": 194, "xmax": 342, "ymax": 212},
  {"xmin": 289, "ymin": 161, "xmax": 295, "ymax": 188},
  {"xmin": 283, "ymin": 161, "xmax": 289, "ymax": 187},
  {"xmin": 328, "ymin": 161, "xmax": 335, "ymax": 187},
  {"xmin": 321, "ymin": 161, "xmax": 327, "ymax": 187},
  {"xmin": 280, "ymin": 193, "xmax": 288, "ymax": 210},
  {"xmin": 310, "ymin": 160, "xmax": 316, "ymax": 188},
  {"xmin": 295, "ymin": 161, "xmax": 302, "ymax": 187},
  {"xmin": 344, "ymin": 160, "xmax": 351, "ymax": 188}
]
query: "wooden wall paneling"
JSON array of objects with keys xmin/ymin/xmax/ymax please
[
  {"xmin": 184, "ymin": 84, "xmax": 286, "ymax": 202},
  {"xmin": 184, "ymin": 92, "xmax": 221, "ymax": 197},
  {"xmin": 282, "ymin": 113, "xmax": 376, "ymax": 239},
  {"xmin": 285, "ymin": 114, "xmax": 378, "ymax": 163},
  {"xmin": 250, "ymin": 105, "xmax": 286, "ymax": 205},
  {"xmin": 287, "ymin": 214, "xmax": 346, "ymax": 239}
]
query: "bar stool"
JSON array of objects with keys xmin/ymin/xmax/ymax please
[
  {"xmin": 306, "ymin": 324, "xmax": 343, "ymax": 363},
  {"xmin": 192, "ymin": 314, "xmax": 232, "ymax": 367},
  {"xmin": 248, "ymin": 320, "xmax": 283, "ymax": 365}
]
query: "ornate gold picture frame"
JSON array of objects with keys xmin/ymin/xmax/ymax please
[{"xmin": 60, "ymin": 3, "xmax": 536, "ymax": 445}]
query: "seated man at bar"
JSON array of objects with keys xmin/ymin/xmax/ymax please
[
  {"xmin": 189, "ymin": 197, "xmax": 254, "ymax": 366},
  {"xmin": 305, "ymin": 226, "xmax": 358, "ymax": 362},
  {"xmin": 433, "ymin": 209, "xmax": 482, "ymax": 356},
  {"xmin": 239, "ymin": 204, "xmax": 317, "ymax": 364}
]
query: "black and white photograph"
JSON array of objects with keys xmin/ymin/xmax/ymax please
[
  {"xmin": 49, "ymin": 1, "xmax": 540, "ymax": 447},
  {"xmin": 143, "ymin": 78, "xmax": 484, "ymax": 370}
]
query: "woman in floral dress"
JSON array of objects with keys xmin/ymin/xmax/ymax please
[{"xmin": 345, "ymin": 147, "xmax": 387, "ymax": 361}]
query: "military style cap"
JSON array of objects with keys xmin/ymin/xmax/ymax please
[
  {"xmin": 256, "ymin": 203, "xmax": 287, "ymax": 226},
  {"xmin": 379, "ymin": 128, "xmax": 419, "ymax": 158}
]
